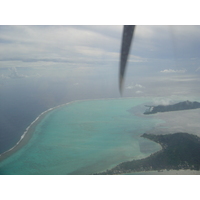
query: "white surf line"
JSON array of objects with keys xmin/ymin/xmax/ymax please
[
  {"xmin": 0, "ymin": 101, "xmax": 77, "ymax": 157},
  {"xmin": 0, "ymin": 96, "xmax": 140, "ymax": 157}
]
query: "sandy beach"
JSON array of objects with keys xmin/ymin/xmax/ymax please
[{"xmin": 124, "ymin": 169, "xmax": 200, "ymax": 175}]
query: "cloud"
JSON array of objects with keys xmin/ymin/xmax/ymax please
[
  {"xmin": 8, "ymin": 67, "xmax": 27, "ymax": 78},
  {"xmin": 135, "ymin": 84, "xmax": 145, "ymax": 88},
  {"xmin": 170, "ymin": 77, "xmax": 197, "ymax": 82},
  {"xmin": 135, "ymin": 90, "xmax": 143, "ymax": 94},
  {"xmin": 128, "ymin": 55, "xmax": 148, "ymax": 63},
  {"xmin": 0, "ymin": 26, "xmax": 121, "ymax": 69},
  {"xmin": 126, "ymin": 83, "xmax": 145, "ymax": 89},
  {"xmin": 126, "ymin": 83, "xmax": 145, "ymax": 95},
  {"xmin": 160, "ymin": 69, "xmax": 186, "ymax": 73},
  {"xmin": 0, "ymin": 74, "xmax": 9, "ymax": 79},
  {"xmin": 0, "ymin": 25, "xmax": 200, "ymax": 86},
  {"xmin": 153, "ymin": 98, "xmax": 174, "ymax": 106}
]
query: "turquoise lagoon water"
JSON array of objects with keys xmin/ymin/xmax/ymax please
[{"xmin": 0, "ymin": 98, "xmax": 164, "ymax": 175}]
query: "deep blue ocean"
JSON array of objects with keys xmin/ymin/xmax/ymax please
[{"xmin": 0, "ymin": 78, "xmax": 46, "ymax": 153}]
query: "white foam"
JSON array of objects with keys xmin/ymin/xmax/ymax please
[{"xmin": 0, "ymin": 100, "xmax": 80, "ymax": 157}]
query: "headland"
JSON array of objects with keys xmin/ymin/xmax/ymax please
[
  {"xmin": 144, "ymin": 100, "xmax": 200, "ymax": 114},
  {"xmin": 95, "ymin": 132, "xmax": 200, "ymax": 175}
]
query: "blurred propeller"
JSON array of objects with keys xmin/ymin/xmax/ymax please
[{"xmin": 119, "ymin": 25, "xmax": 135, "ymax": 95}]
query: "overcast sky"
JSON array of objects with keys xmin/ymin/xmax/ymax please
[{"xmin": 1, "ymin": 25, "xmax": 200, "ymax": 98}]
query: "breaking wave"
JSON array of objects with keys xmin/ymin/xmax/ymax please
[{"xmin": 0, "ymin": 101, "xmax": 76, "ymax": 158}]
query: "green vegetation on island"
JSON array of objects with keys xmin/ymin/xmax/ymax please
[
  {"xmin": 95, "ymin": 132, "xmax": 200, "ymax": 175},
  {"xmin": 144, "ymin": 100, "xmax": 200, "ymax": 114}
]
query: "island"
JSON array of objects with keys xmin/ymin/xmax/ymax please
[
  {"xmin": 95, "ymin": 132, "xmax": 200, "ymax": 175},
  {"xmin": 144, "ymin": 100, "xmax": 200, "ymax": 114}
]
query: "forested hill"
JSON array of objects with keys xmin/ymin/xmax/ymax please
[
  {"xmin": 95, "ymin": 132, "xmax": 200, "ymax": 175},
  {"xmin": 144, "ymin": 100, "xmax": 200, "ymax": 114}
]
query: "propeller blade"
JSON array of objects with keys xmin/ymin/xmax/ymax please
[{"xmin": 119, "ymin": 25, "xmax": 135, "ymax": 94}]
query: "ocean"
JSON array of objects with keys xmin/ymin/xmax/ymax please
[
  {"xmin": 0, "ymin": 97, "xmax": 164, "ymax": 175},
  {"xmin": 0, "ymin": 78, "xmax": 48, "ymax": 154}
]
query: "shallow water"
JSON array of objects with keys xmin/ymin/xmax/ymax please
[{"xmin": 0, "ymin": 98, "xmax": 163, "ymax": 175}]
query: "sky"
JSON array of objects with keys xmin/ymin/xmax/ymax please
[{"xmin": 1, "ymin": 25, "xmax": 200, "ymax": 99}]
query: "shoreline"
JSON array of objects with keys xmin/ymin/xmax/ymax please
[
  {"xmin": 122, "ymin": 169, "xmax": 200, "ymax": 175},
  {"xmin": 0, "ymin": 102, "xmax": 69, "ymax": 162},
  {"xmin": 0, "ymin": 97, "xmax": 142, "ymax": 162},
  {"xmin": 95, "ymin": 132, "xmax": 200, "ymax": 175}
]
